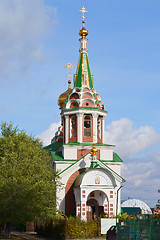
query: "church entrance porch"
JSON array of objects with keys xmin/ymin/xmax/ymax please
[{"xmin": 73, "ymin": 167, "xmax": 117, "ymax": 221}]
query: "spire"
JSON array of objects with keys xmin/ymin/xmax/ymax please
[{"xmin": 74, "ymin": 7, "xmax": 93, "ymax": 89}]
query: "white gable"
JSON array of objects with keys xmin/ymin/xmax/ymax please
[{"xmin": 82, "ymin": 168, "xmax": 114, "ymax": 187}]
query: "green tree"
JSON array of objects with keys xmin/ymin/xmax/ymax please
[
  {"xmin": 156, "ymin": 189, "xmax": 160, "ymax": 209},
  {"xmin": 0, "ymin": 122, "xmax": 59, "ymax": 238}
]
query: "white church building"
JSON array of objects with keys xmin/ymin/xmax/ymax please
[{"xmin": 45, "ymin": 7, "xmax": 125, "ymax": 221}]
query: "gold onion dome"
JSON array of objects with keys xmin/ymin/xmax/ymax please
[
  {"xmin": 90, "ymin": 144, "xmax": 98, "ymax": 156},
  {"xmin": 58, "ymin": 80, "xmax": 72, "ymax": 108},
  {"xmin": 79, "ymin": 24, "xmax": 88, "ymax": 38},
  {"xmin": 58, "ymin": 62, "xmax": 75, "ymax": 108}
]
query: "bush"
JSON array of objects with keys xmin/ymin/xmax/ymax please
[
  {"xmin": 36, "ymin": 218, "xmax": 66, "ymax": 240},
  {"xmin": 36, "ymin": 217, "xmax": 101, "ymax": 239},
  {"xmin": 66, "ymin": 217, "xmax": 101, "ymax": 239}
]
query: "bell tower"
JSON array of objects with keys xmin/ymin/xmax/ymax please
[{"xmin": 57, "ymin": 7, "xmax": 106, "ymax": 151}]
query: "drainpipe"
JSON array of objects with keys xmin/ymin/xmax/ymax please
[{"xmin": 116, "ymin": 186, "xmax": 123, "ymax": 222}]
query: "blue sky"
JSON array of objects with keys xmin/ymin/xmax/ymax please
[{"xmin": 0, "ymin": 0, "xmax": 160, "ymax": 208}]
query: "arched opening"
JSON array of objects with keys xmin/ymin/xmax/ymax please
[
  {"xmin": 83, "ymin": 115, "xmax": 93, "ymax": 142},
  {"xmin": 86, "ymin": 199, "xmax": 99, "ymax": 220},
  {"xmin": 69, "ymin": 93, "xmax": 79, "ymax": 100},
  {"xmin": 86, "ymin": 190, "xmax": 109, "ymax": 220},
  {"xmin": 69, "ymin": 115, "xmax": 77, "ymax": 142}
]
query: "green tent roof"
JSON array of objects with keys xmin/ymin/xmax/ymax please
[{"xmin": 74, "ymin": 52, "xmax": 93, "ymax": 89}]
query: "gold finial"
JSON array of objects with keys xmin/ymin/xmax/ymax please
[
  {"xmin": 64, "ymin": 62, "xmax": 75, "ymax": 88},
  {"xmin": 79, "ymin": 7, "xmax": 88, "ymax": 38},
  {"xmin": 90, "ymin": 143, "xmax": 98, "ymax": 156},
  {"xmin": 80, "ymin": 6, "xmax": 87, "ymax": 26}
]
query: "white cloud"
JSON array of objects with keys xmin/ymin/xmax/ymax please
[
  {"xmin": 121, "ymin": 154, "xmax": 160, "ymax": 207},
  {"xmin": 104, "ymin": 118, "xmax": 160, "ymax": 207},
  {"xmin": 105, "ymin": 118, "xmax": 160, "ymax": 158},
  {"xmin": 0, "ymin": 0, "xmax": 58, "ymax": 80},
  {"xmin": 37, "ymin": 122, "xmax": 60, "ymax": 146}
]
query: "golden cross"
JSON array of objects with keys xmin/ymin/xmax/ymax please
[
  {"xmin": 80, "ymin": 6, "xmax": 87, "ymax": 22},
  {"xmin": 64, "ymin": 62, "xmax": 75, "ymax": 86}
]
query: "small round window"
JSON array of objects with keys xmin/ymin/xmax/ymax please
[{"xmin": 86, "ymin": 102, "xmax": 89, "ymax": 106}]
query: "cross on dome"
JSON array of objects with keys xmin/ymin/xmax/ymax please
[
  {"xmin": 64, "ymin": 62, "xmax": 75, "ymax": 86},
  {"xmin": 80, "ymin": 6, "xmax": 88, "ymax": 22}
]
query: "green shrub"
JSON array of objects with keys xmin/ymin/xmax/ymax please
[{"xmin": 66, "ymin": 217, "xmax": 101, "ymax": 239}]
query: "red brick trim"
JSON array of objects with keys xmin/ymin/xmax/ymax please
[
  {"xmin": 77, "ymin": 149, "xmax": 100, "ymax": 159},
  {"xmin": 65, "ymin": 168, "xmax": 88, "ymax": 216}
]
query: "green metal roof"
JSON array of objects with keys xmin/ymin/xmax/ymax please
[
  {"xmin": 74, "ymin": 52, "xmax": 93, "ymax": 89},
  {"xmin": 64, "ymin": 142, "xmax": 115, "ymax": 147},
  {"xmin": 112, "ymin": 152, "xmax": 123, "ymax": 162},
  {"xmin": 51, "ymin": 150, "xmax": 64, "ymax": 160},
  {"xmin": 63, "ymin": 106, "xmax": 107, "ymax": 113},
  {"xmin": 44, "ymin": 141, "xmax": 63, "ymax": 151}
]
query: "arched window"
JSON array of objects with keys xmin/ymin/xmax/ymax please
[
  {"xmin": 84, "ymin": 115, "xmax": 91, "ymax": 137},
  {"xmin": 70, "ymin": 116, "xmax": 77, "ymax": 138}
]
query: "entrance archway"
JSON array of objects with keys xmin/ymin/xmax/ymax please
[{"xmin": 86, "ymin": 190, "xmax": 109, "ymax": 220}]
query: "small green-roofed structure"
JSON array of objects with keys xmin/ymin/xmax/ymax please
[{"xmin": 121, "ymin": 207, "xmax": 141, "ymax": 215}]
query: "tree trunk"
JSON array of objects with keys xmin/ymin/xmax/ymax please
[{"xmin": 4, "ymin": 223, "xmax": 11, "ymax": 239}]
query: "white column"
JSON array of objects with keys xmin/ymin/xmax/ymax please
[
  {"xmin": 65, "ymin": 115, "xmax": 69, "ymax": 144},
  {"xmin": 92, "ymin": 113, "xmax": 98, "ymax": 143},
  {"xmin": 102, "ymin": 116, "xmax": 105, "ymax": 144},
  {"xmin": 77, "ymin": 112, "xmax": 83, "ymax": 143}
]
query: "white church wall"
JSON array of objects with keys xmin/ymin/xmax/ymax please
[
  {"xmin": 56, "ymin": 185, "xmax": 65, "ymax": 213},
  {"xmin": 106, "ymin": 163, "xmax": 122, "ymax": 176},
  {"xmin": 63, "ymin": 146, "xmax": 77, "ymax": 159},
  {"xmin": 55, "ymin": 161, "xmax": 76, "ymax": 173},
  {"xmin": 100, "ymin": 149, "xmax": 113, "ymax": 160}
]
